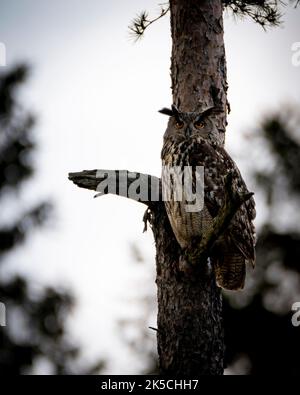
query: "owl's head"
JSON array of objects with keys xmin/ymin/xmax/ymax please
[{"xmin": 159, "ymin": 105, "xmax": 222, "ymax": 145}]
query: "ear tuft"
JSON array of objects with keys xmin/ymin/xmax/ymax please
[
  {"xmin": 201, "ymin": 106, "xmax": 223, "ymax": 118},
  {"xmin": 158, "ymin": 107, "xmax": 174, "ymax": 116}
]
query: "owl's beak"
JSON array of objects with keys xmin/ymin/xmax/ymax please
[{"xmin": 185, "ymin": 126, "xmax": 192, "ymax": 138}]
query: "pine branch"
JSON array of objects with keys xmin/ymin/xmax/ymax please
[
  {"xmin": 223, "ymin": 0, "xmax": 299, "ymax": 28},
  {"xmin": 129, "ymin": 4, "xmax": 170, "ymax": 41}
]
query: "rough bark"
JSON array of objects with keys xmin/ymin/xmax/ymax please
[
  {"xmin": 170, "ymin": 0, "xmax": 227, "ymax": 143},
  {"xmin": 153, "ymin": 205, "xmax": 224, "ymax": 375}
]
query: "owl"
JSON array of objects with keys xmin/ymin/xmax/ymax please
[{"xmin": 160, "ymin": 105, "xmax": 256, "ymax": 290}]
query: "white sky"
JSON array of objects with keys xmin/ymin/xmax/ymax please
[{"xmin": 0, "ymin": 0, "xmax": 299, "ymax": 374}]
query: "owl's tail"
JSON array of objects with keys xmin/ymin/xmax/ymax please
[{"xmin": 214, "ymin": 253, "xmax": 246, "ymax": 291}]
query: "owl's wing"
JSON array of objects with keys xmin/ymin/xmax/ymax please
[
  {"xmin": 228, "ymin": 194, "xmax": 256, "ymax": 264},
  {"xmin": 189, "ymin": 140, "xmax": 256, "ymax": 264},
  {"xmin": 217, "ymin": 146, "xmax": 256, "ymax": 265}
]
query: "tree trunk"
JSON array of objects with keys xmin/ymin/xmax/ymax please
[
  {"xmin": 155, "ymin": 0, "xmax": 227, "ymax": 375},
  {"xmin": 152, "ymin": 203, "xmax": 224, "ymax": 375},
  {"xmin": 171, "ymin": 0, "xmax": 227, "ymax": 143}
]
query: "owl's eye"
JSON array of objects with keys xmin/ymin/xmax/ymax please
[
  {"xmin": 194, "ymin": 121, "xmax": 205, "ymax": 129},
  {"xmin": 175, "ymin": 121, "xmax": 184, "ymax": 129}
]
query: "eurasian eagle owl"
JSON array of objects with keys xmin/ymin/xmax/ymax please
[{"xmin": 160, "ymin": 105, "xmax": 256, "ymax": 290}]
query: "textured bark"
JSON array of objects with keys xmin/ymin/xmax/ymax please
[
  {"xmin": 153, "ymin": 204, "xmax": 224, "ymax": 375},
  {"xmin": 170, "ymin": 0, "xmax": 227, "ymax": 144}
]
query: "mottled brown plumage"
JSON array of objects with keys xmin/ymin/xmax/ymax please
[{"xmin": 160, "ymin": 105, "xmax": 256, "ymax": 290}]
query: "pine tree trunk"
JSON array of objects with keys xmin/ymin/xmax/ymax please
[
  {"xmin": 152, "ymin": 203, "xmax": 224, "ymax": 375},
  {"xmin": 171, "ymin": 0, "xmax": 227, "ymax": 142},
  {"xmin": 154, "ymin": 0, "xmax": 227, "ymax": 375}
]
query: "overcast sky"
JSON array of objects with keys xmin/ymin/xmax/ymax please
[{"xmin": 0, "ymin": 0, "xmax": 300, "ymax": 374}]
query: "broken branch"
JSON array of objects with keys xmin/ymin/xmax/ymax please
[{"xmin": 68, "ymin": 169, "xmax": 161, "ymax": 207}]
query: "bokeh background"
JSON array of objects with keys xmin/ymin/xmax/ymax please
[{"xmin": 0, "ymin": 0, "xmax": 300, "ymax": 375}]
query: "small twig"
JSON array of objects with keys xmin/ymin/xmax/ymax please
[
  {"xmin": 143, "ymin": 208, "xmax": 152, "ymax": 233},
  {"xmin": 226, "ymin": 99, "xmax": 231, "ymax": 114},
  {"xmin": 149, "ymin": 326, "xmax": 159, "ymax": 333}
]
